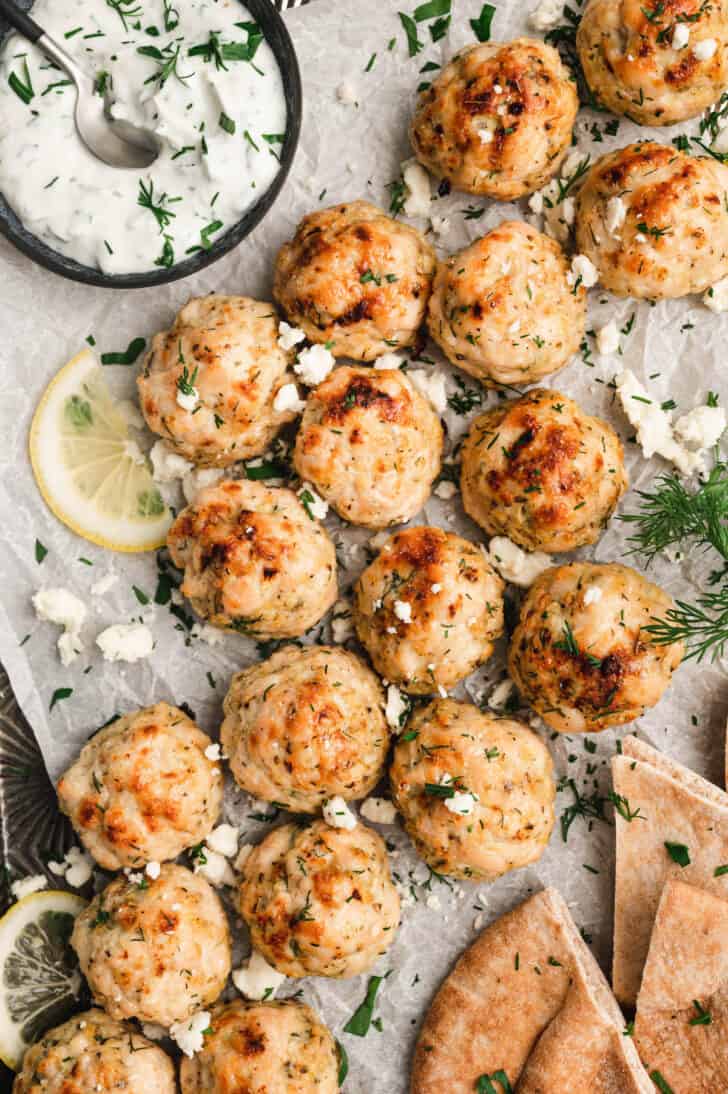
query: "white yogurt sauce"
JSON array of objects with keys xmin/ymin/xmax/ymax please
[{"xmin": 0, "ymin": 0, "xmax": 287, "ymax": 273}]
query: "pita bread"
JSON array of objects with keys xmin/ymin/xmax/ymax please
[
  {"xmin": 411, "ymin": 887, "xmax": 650, "ymax": 1094},
  {"xmin": 612, "ymin": 735, "xmax": 728, "ymax": 1006},
  {"xmin": 634, "ymin": 879, "xmax": 728, "ymax": 1093}
]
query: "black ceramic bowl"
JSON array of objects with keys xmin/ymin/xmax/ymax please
[{"xmin": 0, "ymin": 0, "xmax": 302, "ymax": 289}]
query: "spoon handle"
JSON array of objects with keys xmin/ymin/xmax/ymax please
[{"xmin": 0, "ymin": 0, "xmax": 43, "ymax": 43}]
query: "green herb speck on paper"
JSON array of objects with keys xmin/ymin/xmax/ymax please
[{"xmin": 343, "ymin": 974, "xmax": 384, "ymax": 1036}]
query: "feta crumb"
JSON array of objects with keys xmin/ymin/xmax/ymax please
[
  {"xmin": 169, "ymin": 1010, "xmax": 211, "ymax": 1058},
  {"xmin": 484, "ymin": 536, "xmax": 553, "ymax": 588},
  {"xmin": 409, "ymin": 369, "xmax": 448, "ymax": 414},
  {"xmin": 90, "ymin": 572, "xmax": 118, "ymax": 597},
  {"xmin": 11, "ymin": 874, "xmax": 48, "ymax": 901},
  {"xmin": 96, "ymin": 622, "xmax": 154, "ymax": 663},
  {"xmin": 299, "ymin": 483, "xmax": 329, "ymax": 521},
  {"xmin": 562, "ymin": 197, "xmax": 576, "ymax": 226},
  {"xmin": 672, "ymin": 23, "xmax": 690, "ymax": 49},
  {"xmin": 693, "ymin": 37, "xmax": 717, "ymax": 60},
  {"xmin": 567, "ymin": 254, "xmax": 599, "ymax": 289},
  {"xmin": 141, "ymin": 1023, "xmax": 166, "ymax": 1042},
  {"xmin": 331, "ymin": 600, "xmax": 354, "ymax": 643},
  {"xmin": 674, "ymin": 404, "xmax": 726, "ymax": 449},
  {"xmin": 393, "ymin": 599, "xmax": 413, "ymax": 623},
  {"xmin": 49, "ymin": 846, "xmax": 94, "ymax": 888},
  {"xmin": 488, "ymin": 679, "xmax": 515, "ymax": 711},
  {"xmin": 204, "ymin": 743, "xmax": 222, "ymax": 762},
  {"xmin": 337, "ymin": 81, "xmax": 358, "ymax": 104},
  {"xmin": 206, "ymin": 824, "xmax": 239, "ymax": 858},
  {"xmin": 703, "ymin": 276, "xmax": 728, "ymax": 312},
  {"xmin": 615, "ymin": 369, "xmax": 704, "ymax": 475},
  {"xmin": 431, "ymin": 583, "xmax": 442, "ymax": 594},
  {"xmin": 445, "ymin": 790, "xmax": 479, "ymax": 816},
  {"xmin": 190, "ymin": 622, "xmax": 225, "ymax": 647},
  {"xmin": 322, "ymin": 795, "xmax": 357, "ymax": 830},
  {"xmin": 273, "ymin": 382, "xmax": 306, "ymax": 415},
  {"xmin": 596, "ymin": 319, "xmax": 620, "ymax": 356},
  {"xmin": 437, "ymin": 684, "xmax": 448, "ymax": 698},
  {"xmin": 605, "ymin": 195, "xmax": 626, "ymax": 237},
  {"xmin": 401, "ymin": 158, "xmax": 431, "ymax": 217},
  {"xmin": 193, "ymin": 847, "xmax": 235, "ymax": 887},
  {"xmin": 182, "ymin": 467, "xmax": 224, "ymax": 505},
  {"xmin": 430, "ymin": 215, "xmax": 451, "ymax": 235},
  {"xmin": 528, "ymin": 0, "xmax": 564, "ymax": 31},
  {"xmin": 583, "ymin": 585, "xmax": 603, "ymax": 606},
  {"xmin": 385, "ymin": 684, "xmax": 408, "ymax": 730},
  {"xmin": 373, "ymin": 352, "xmax": 405, "ymax": 370},
  {"xmin": 232, "ymin": 949, "xmax": 286, "ymax": 1000},
  {"xmin": 528, "ymin": 191, "xmax": 544, "ymax": 216},
  {"xmin": 434, "ymin": 480, "xmax": 458, "ymax": 500},
  {"xmin": 360, "ymin": 797, "xmax": 398, "ymax": 825},
  {"xmin": 149, "ymin": 440, "xmax": 193, "ymax": 483},
  {"xmin": 294, "ymin": 343, "xmax": 335, "ymax": 386},
  {"xmin": 278, "ymin": 321, "xmax": 306, "ymax": 351},
  {"xmin": 33, "ymin": 587, "xmax": 87, "ymax": 666},
  {"xmin": 476, "ymin": 123, "xmax": 494, "ymax": 144},
  {"xmin": 145, "ymin": 861, "xmax": 161, "ymax": 880}
]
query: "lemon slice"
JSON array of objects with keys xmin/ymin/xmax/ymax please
[
  {"xmin": 30, "ymin": 349, "xmax": 172, "ymax": 552},
  {"xmin": 0, "ymin": 889, "xmax": 86, "ymax": 1070}
]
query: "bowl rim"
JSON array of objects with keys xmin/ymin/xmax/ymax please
[{"xmin": 0, "ymin": 0, "xmax": 302, "ymax": 290}]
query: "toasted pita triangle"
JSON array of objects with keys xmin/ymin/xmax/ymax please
[
  {"xmin": 411, "ymin": 887, "xmax": 650, "ymax": 1094},
  {"xmin": 635, "ymin": 879, "xmax": 728, "ymax": 1092},
  {"xmin": 612, "ymin": 736, "xmax": 728, "ymax": 1006}
]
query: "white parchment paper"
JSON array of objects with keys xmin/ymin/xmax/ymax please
[{"xmin": 0, "ymin": 1, "xmax": 727, "ymax": 1089}]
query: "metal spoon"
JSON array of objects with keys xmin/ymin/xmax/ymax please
[{"xmin": 0, "ymin": 0, "xmax": 159, "ymax": 168}]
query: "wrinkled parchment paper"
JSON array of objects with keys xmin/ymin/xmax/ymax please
[{"xmin": 1, "ymin": 0, "xmax": 727, "ymax": 1088}]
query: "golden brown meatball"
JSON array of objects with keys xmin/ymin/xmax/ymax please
[
  {"xmin": 13, "ymin": 1010, "xmax": 175, "ymax": 1094},
  {"xmin": 71, "ymin": 864, "xmax": 231, "ymax": 1026},
  {"xmin": 409, "ymin": 38, "xmax": 578, "ymax": 200},
  {"xmin": 137, "ymin": 296, "xmax": 298, "ymax": 466},
  {"xmin": 352, "ymin": 526, "xmax": 504, "ymax": 694},
  {"xmin": 390, "ymin": 700, "xmax": 555, "ymax": 880},
  {"xmin": 239, "ymin": 820, "xmax": 400, "ymax": 978},
  {"xmin": 220, "ymin": 645, "xmax": 389, "ymax": 811},
  {"xmin": 179, "ymin": 999, "xmax": 339, "ymax": 1094},
  {"xmin": 293, "ymin": 366, "xmax": 443, "ymax": 527},
  {"xmin": 460, "ymin": 388, "xmax": 628, "ymax": 552},
  {"xmin": 508, "ymin": 562, "xmax": 685, "ymax": 734},
  {"xmin": 426, "ymin": 222, "xmax": 586, "ymax": 387},
  {"xmin": 574, "ymin": 142, "xmax": 728, "ymax": 299},
  {"xmin": 577, "ymin": 0, "xmax": 728, "ymax": 126},
  {"xmin": 57, "ymin": 702, "xmax": 222, "ymax": 870},
  {"xmin": 167, "ymin": 479, "xmax": 338, "ymax": 638},
  {"xmin": 273, "ymin": 201, "xmax": 436, "ymax": 360}
]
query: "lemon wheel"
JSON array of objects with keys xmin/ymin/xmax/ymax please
[{"xmin": 30, "ymin": 349, "xmax": 172, "ymax": 552}]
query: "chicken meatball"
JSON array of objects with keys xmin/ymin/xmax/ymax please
[
  {"xmin": 353, "ymin": 527, "xmax": 504, "ymax": 694},
  {"xmin": 71, "ymin": 864, "xmax": 231, "ymax": 1025},
  {"xmin": 179, "ymin": 1000, "xmax": 339, "ymax": 1094},
  {"xmin": 239, "ymin": 820, "xmax": 400, "ymax": 978},
  {"xmin": 574, "ymin": 142, "xmax": 728, "ymax": 298},
  {"xmin": 137, "ymin": 296, "xmax": 298, "ymax": 467},
  {"xmin": 390, "ymin": 700, "xmax": 555, "ymax": 880},
  {"xmin": 293, "ymin": 366, "xmax": 443, "ymax": 527},
  {"xmin": 221, "ymin": 645, "xmax": 389, "ymax": 811},
  {"xmin": 273, "ymin": 201, "xmax": 436, "ymax": 360},
  {"xmin": 508, "ymin": 562, "xmax": 685, "ymax": 734},
  {"xmin": 57, "ymin": 702, "xmax": 222, "ymax": 870},
  {"xmin": 427, "ymin": 222, "xmax": 586, "ymax": 386},
  {"xmin": 167, "ymin": 479, "xmax": 338, "ymax": 638},
  {"xmin": 13, "ymin": 1010, "xmax": 175, "ymax": 1094},
  {"xmin": 460, "ymin": 388, "xmax": 628, "ymax": 552},
  {"xmin": 409, "ymin": 39, "xmax": 578, "ymax": 200},
  {"xmin": 577, "ymin": 0, "xmax": 728, "ymax": 126}
]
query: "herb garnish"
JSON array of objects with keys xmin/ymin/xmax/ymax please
[
  {"xmin": 35, "ymin": 539, "xmax": 48, "ymax": 564},
  {"xmin": 470, "ymin": 2, "xmax": 496, "ymax": 42},
  {"xmin": 50, "ymin": 687, "xmax": 73, "ymax": 711},
  {"xmin": 8, "ymin": 59, "xmax": 34, "ymax": 105},
  {"xmin": 137, "ymin": 179, "xmax": 181, "ymax": 232},
  {"xmin": 476, "ymin": 1071, "xmax": 513, "ymax": 1094},
  {"xmin": 100, "ymin": 337, "xmax": 146, "ymax": 366},
  {"xmin": 664, "ymin": 841, "xmax": 690, "ymax": 867},
  {"xmin": 689, "ymin": 999, "xmax": 712, "ymax": 1026},
  {"xmin": 343, "ymin": 975, "xmax": 384, "ymax": 1036}
]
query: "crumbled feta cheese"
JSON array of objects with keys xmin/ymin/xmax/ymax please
[
  {"xmin": 672, "ymin": 23, "xmax": 690, "ymax": 49},
  {"xmin": 294, "ymin": 343, "xmax": 335, "ymax": 386},
  {"xmin": 273, "ymin": 382, "xmax": 306, "ymax": 415},
  {"xmin": 204, "ymin": 743, "xmax": 222, "ymax": 762},
  {"xmin": 561, "ymin": 150, "xmax": 587, "ymax": 178},
  {"xmin": 360, "ymin": 797, "xmax": 398, "ymax": 825},
  {"xmin": 528, "ymin": 0, "xmax": 564, "ymax": 30},
  {"xmin": 528, "ymin": 191, "xmax": 544, "ymax": 215},
  {"xmin": 674, "ymin": 404, "xmax": 726, "ymax": 449},
  {"xmin": 278, "ymin": 321, "xmax": 306, "ymax": 351},
  {"xmin": 206, "ymin": 824, "xmax": 239, "ymax": 858},
  {"xmin": 90, "ymin": 572, "xmax": 118, "ymax": 597},
  {"xmin": 96, "ymin": 622, "xmax": 154, "ymax": 663},
  {"xmin": 33, "ymin": 587, "xmax": 87, "ymax": 666},
  {"xmin": 373, "ymin": 352, "xmax": 405, "ymax": 370},
  {"xmin": 434, "ymin": 480, "xmax": 458, "ymax": 500},
  {"xmin": 401, "ymin": 158, "xmax": 431, "ymax": 217},
  {"xmin": 385, "ymin": 684, "xmax": 408, "ymax": 730},
  {"xmin": 568, "ymin": 254, "xmax": 599, "ymax": 289},
  {"xmin": 693, "ymin": 37, "xmax": 717, "ymax": 60},
  {"xmin": 337, "ymin": 81, "xmax": 358, "ymax": 104},
  {"xmin": 615, "ymin": 370, "xmax": 704, "ymax": 475},
  {"xmin": 484, "ymin": 536, "xmax": 553, "ymax": 588},
  {"xmin": 149, "ymin": 440, "xmax": 194, "ymax": 483},
  {"xmin": 182, "ymin": 467, "xmax": 224, "ymax": 505},
  {"xmin": 488, "ymin": 679, "xmax": 515, "ymax": 712},
  {"xmin": 431, "ymin": 583, "xmax": 442, "ymax": 594},
  {"xmin": 476, "ymin": 121, "xmax": 495, "ymax": 144},
  {"xmin": 596, "ymin": 319, "xmax": 620, "ymax": 356},
  {"xmin": 605, "ymin": 195, "xmax": 626, "ymax": 237},
  {"xmin": 193, "ymin": 848, "xmax": 235, "ymax": 887},
  {"xmin": 49, "ymin": 846, "xmax": 94, "ymax": 888},
  {"xmin": 190, "ymin": 622, "xmax": 225, "ymax": 647},
  {"xmin": 393, "ymin": 599, "xmax": 412, "ymax": 623},
  {"xmin": 562, "ymin": 197, "xmax": 576, "ymax": 226},
  {"xmin": 437, "ymin": 684, "xmax": 448, "ymax": 699},
  {"xmin": 176, "ymin": 387, "xmax": 199, "ymax": 413},
  {"xmin": 635, "ymin": 232, "xmax": 647, "ymax": 244},
  {"xmin": 232, "ymin": 950, "xmax": 286, "ymax": 1000},
  {"xmin": 145, "ymin": 861, "xmax": 161, "ymax": 880},
  {"xmin": 583, "ymin": 585, "xmax": 603, "ymax": 606},
  {"xmin": 322, "ymin": 796, "xmax": 357, "ymax": 830},
  {"xmin": 331, "ymin": 600, "xmax": 354, "ymax": 643},
  {"xmin": 445, "ymin": 790, "xmax": 479, "ymax": 816},
  {"xmin": 299, "ymin": 483, "xmax": 329, "ymax": 520},
  {"xmin": 409, "ymin": 369, "xmax": 448, "ymax": 414},
  {"xmin": 169, "ymin": 1010, "xmax": 211, "ymax": 1058},
  {"xmin": 703, "ymin": 276, "xmax": 728, "ymax": 312},
  {"xmin": 430, "ymin": 214, "xmax": 451, "ymax": 235},
  {"xmin": 11, "ymin": 874, "xmax": 48, "ymax": 901},
  {"xmin": 141, "ymin": 1023, "xmax": 166, "ymax": 1042}
]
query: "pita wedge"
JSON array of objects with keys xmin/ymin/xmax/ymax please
[
  {"xmin": 635, "ymin": 879, "xmax": 728, "ymax": 1092},
  {"xmin": 411, "ymin": 887, "xmax": 651, "ymax": 1094},
  {"xmin": 612, "ymin": 735, "xmax": 728, "ymax": 1006}
]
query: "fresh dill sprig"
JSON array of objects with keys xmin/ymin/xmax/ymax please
[
  {"xmin": 137, "ymin": 179, "xmax": 181, "ymax": 232},
  {"xmin": 643, "ymin": 587, "xmax": 728, "ymax": 663}
]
